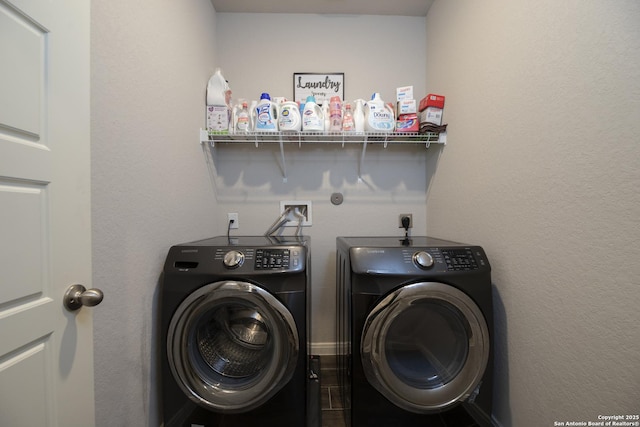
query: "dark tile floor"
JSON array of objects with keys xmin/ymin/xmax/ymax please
[
  {"xmin": 319, "ymin": 356, "xmax": 346, "ymax": 427},
  {"xmin": 316, "ymin": 356, "xmax": 484, "ymax": 427}
]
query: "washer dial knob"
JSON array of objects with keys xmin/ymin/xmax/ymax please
[
  {"xmin": 413, "ymin": 251, "xmax": 434, "ymax": 269},
  {"xmin": 223, "ymin": 250, "xmax": 244, "ymax": 269}
]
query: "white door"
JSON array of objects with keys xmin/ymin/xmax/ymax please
[{"xmin": 0, "ymin": 0, "xmax": 95, "ymax": 426}]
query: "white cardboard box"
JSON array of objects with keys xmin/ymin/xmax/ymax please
[
  {"xmin": 397, "ymin": 99, "xmax": 417, "ymax": 115},
  {"xmin": 206, "ymin": 105, "xmax": 230, "ymax": 133},
  {"xmin": 396, "ymin": 86, "xmax": 414, "ymax": 101}
]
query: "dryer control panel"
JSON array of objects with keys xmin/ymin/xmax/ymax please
[{"xmin": 350, "ymin": 245, "xmax": 489, "ymax": 275}]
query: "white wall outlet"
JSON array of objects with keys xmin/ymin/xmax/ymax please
[
  {"xmin": 280, "ymin": 200, "xmax": 312, "ymax": 226},
  {"xmin": 227, "ymin": 212, "xmax": 239, "ymax": 229}
]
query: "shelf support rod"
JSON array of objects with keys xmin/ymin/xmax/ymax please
[
  {"xmin": 358, "ymin": 134, "xmax": 368, "ymax": 181},
  {"xmin": 278, "ymin": 133, "xmax": 288, "ymax": 182}
]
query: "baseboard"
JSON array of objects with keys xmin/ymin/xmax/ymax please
[{"xmin": 310, "ymin": 342, "xmax": 336, "ymax": 356}]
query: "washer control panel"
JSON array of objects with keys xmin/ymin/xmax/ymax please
[
  {"xmin": 255, "ymin": 248, "xmax": 291, "ymax": 270},
  {"xmin": 214, "ymin": 246, "xmax": 305, "ymax": 272}
]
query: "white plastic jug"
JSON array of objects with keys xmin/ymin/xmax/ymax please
[
  {"xmin": 206, "ymin": 68, "xmax": 231, "ymax": 133},
  {"xmin": 353, "ymin": 99, "xmax": 366, "ymax": 133},
  {"xmin": 206, "ymin": 68, "xmax": 230, "ymax": 106},
  {"xmin": 302, "ymin": 96, "xmax": 324, "ymax": 132},
  {"xmin": 279, "ymin": 101, "xmax": 302, "ymax": 131},
  {"xmin": 365, "ymin": 93, "xmax": 395, "ymax": 132},
  {"xmin": 235, "ymin": 101, "xmax": 251, "ymax": 132},
  {"xmin": 254, "ymin": 93, "xmax": 279, "ymax": 132},
  {"xmin": 322, "ymin": 100, "xmax": 330, "ymax": 131}
]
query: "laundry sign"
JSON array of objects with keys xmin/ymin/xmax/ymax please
[{"xmin": 293, "ymin": 72, "xmax": 344, "ymax": 105}]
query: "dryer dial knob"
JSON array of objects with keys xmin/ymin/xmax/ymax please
[
  {"xmin": 413, "ymin": 251, "xmax": 434, "ymax": 269},
  {"xmin": 223, "ymin": 250, "xmax": 244, "ymax": 269}
]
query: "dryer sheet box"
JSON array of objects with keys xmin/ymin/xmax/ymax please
[{"xmin": 206, "ymin": 105, "xmax": 230, "ymax": 133}]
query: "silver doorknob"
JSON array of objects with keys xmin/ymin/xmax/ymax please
[{"xmin": 64, "ymin": 284, "xmax": 104, "ymax": 311}]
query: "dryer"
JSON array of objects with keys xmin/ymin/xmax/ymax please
[
  {"xmin": 336, "ymin": 236, "xmax": 493, "ymax": 427},
  {"xmin": 160, "ymin": 236, "xmax": 310, "ymax": 427}
]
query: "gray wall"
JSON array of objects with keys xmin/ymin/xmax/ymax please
[
  {"xmin": 213, "ymin": 13, "xmax": 430, "ymax": 353},
  {"xmin": 425, "ymin": 1, "xmax": 640, "ymax": 426},
  {"xmin": 91, "ymin": 1, "xmax": 218, "ymax": 425},
  {"xmin": 91, "ymin": 4, "xmax": 430, "ymax": 426}
]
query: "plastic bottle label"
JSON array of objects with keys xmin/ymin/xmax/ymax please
[
  {"xmin": 303, "ymin": 109, "xmax": 323, "ymax": 130},
  {"xmin": 236, "ymin": 112, "xmax": 250, "ymax": 131},
  {"xmin": 279, "ymin": 106, "xmax": 300, "ymax": 130},
  {"xmin": 256, "ymin": 103, "xmax": 276, "ymax": 130}
]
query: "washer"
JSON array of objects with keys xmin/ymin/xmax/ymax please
[
  {"xmin": 161, "ymin": 236, "xmax": 310, "ymax": 427},
  {"xmin": 336, "ymin": 236, "xmax": 493, "ymax": 427}
]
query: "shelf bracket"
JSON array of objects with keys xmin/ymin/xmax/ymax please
[{"xmin": 200, "ymin": 129, "xmax": 213, "ymax": 147}]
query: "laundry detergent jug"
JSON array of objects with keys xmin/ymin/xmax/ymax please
[
  {"xmin": 254, "ymin": 93, "xmax": 278, "ymax": 131},
  {"xmin": 365, "ymin": 93, "xmax": 395, "ymax": 132},
  {"xmin": 279, "ymin": 101, "xmax": 302, "ymax": 131},
  {"xmin": 302, "ymin": 96, "xmax": 324, "ymax": 132},
  {"xmin": 353, "ymin": 99, "xmax": 366, "ymax": 133}
]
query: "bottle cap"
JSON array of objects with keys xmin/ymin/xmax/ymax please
[
  {"xmin": 260, "ymin": 93, "xmax": 271, "ymax": 100},
  {"xmin": 306, "ymin": 95, "xmax": 316, "ymax": 103}
]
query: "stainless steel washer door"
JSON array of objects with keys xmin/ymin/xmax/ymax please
[
  {"xmin": 167, "ymin": 281, "xmax": 299, "ymax": 413},
  {"xmin": 361, "ymin": 282, "xmax": 489, "ymax": 413}
]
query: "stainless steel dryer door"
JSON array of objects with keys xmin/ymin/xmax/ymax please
[
  {"xmin": 361, "ymin": 282, "xmax": 489, "ymax": 413},
  {"xmin": 167, "ymin": 281, "xmax": 299, "ymax": 413}
]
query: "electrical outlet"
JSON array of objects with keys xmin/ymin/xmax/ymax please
[
  {"xmin": 399, "ymin": 214, "xmax": 413, "ymax": 228},
  {"xmin": 227, "ymin": 213, "xmax": 239, "ymax": 229},
  {"xmin": 280, "ymin": 201, "xmax": 312, "ymax": 226}
]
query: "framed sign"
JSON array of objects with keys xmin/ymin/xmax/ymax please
[{"xmin": 293, "ymin": 72, "xmax": 344, "ymax": 104}]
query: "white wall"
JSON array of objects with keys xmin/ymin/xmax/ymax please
[
  {"xmin": 214, "ymin": 13, "xmax": 431, "ymax": 352},
  {"xmin": 91, "ymin": 1, "xmax": 218, "ymax": 425},
  {"xmin": 425, "ymin": 1, "xmax": 640, "ymax": 426}
]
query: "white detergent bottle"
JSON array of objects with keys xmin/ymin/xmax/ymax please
[
  {"xmin": 279, "ymin": 101, "xmax": 302, "ymax": 131},
  {"xmin": 236, "ymin": 101, "xmax": 251, "ymax": 132},
  {"xmin": 249, "ymin": 100, "xmax": 258, "ymax": 131},
  {"xmin": 254, "ymin": 93, "xmax": 278, "ymax": 132},
  {"xmin": 365, "ymin": 93, "xmax": 395, "ymax": 133},
  {"xmin": 230, "ymin": 101, "xmax": 242, "ymax": 133},
  {"xmin": 342, "ymin": 103, "xmax": 354, "ymax": 131},
  {"xmin": 206, "ymin": 68, "xmax": 231, "ymax": 133},
  {"xmin": 206, "ymin": 68, "xmax": 228, "ymax": 106},
  {"xmin": 353, "ymin": 99, "xmax": 366, "ymax": 133},
  {"xmin": 302, "ymin": 96, "xmax": 324, "ymax": 132},
  {"xmin": 322, "ymin": 100, "xmax": 330, "ymax": 132}
]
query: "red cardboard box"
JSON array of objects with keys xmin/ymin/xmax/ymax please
[
  {"xmin": 396, "ymin": 113, "xmax": 419, "ymax": 132},
  {"xmin": 419, "ymin": 94, "xmax": 445, "ymax": 111},
  {"xmin": 419, "ymin": 94, "xmax": 445, "ymax": 126}
]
